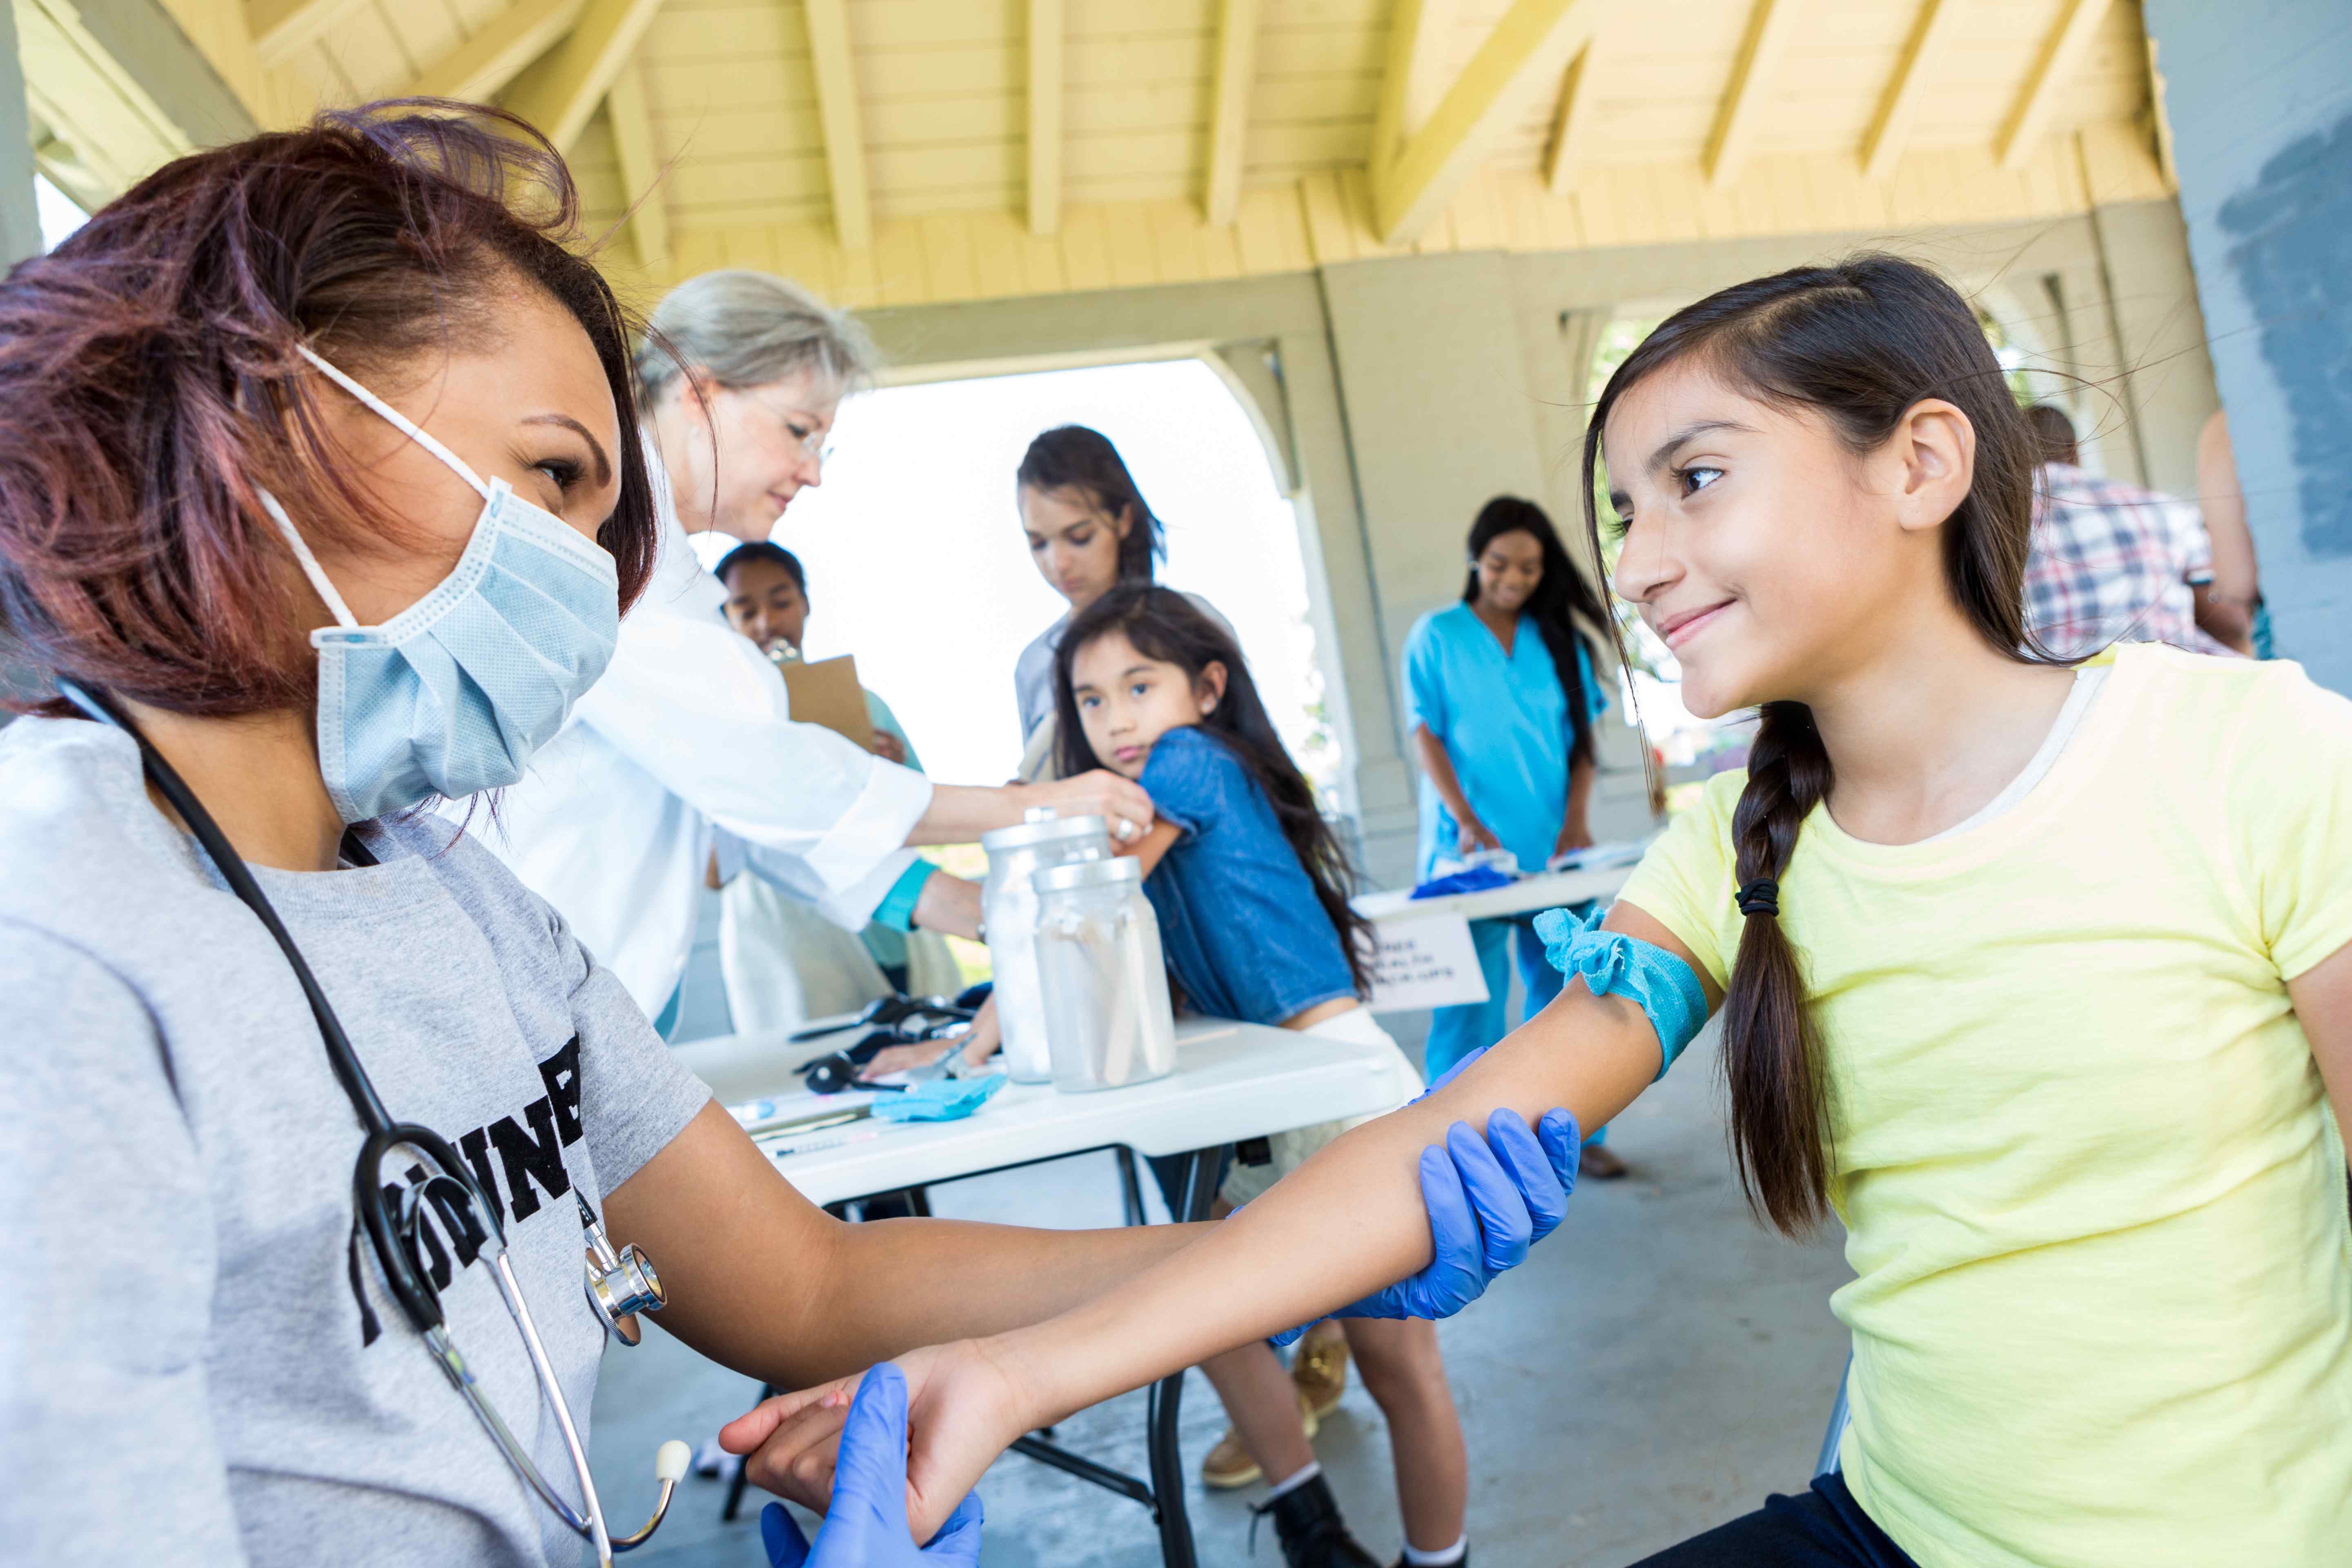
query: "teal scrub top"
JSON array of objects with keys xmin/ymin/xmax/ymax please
[{"xmin": 1403, "ymin": 602, "xmax": 1611, "ymax": 880}]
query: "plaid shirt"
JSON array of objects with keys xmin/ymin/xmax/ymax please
[{"xmin": 2023, "ymin": 463, "xmax": 2235, "ymax": 659}]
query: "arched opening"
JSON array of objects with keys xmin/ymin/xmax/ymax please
[{"xmin": 700, "ymin": 353, "xmax": 1346, "ymax": 801}]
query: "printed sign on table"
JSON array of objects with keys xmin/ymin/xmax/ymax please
[{"xmin": 1365, "ymin": 913, "xmax": 1490, "ymax": 1013}]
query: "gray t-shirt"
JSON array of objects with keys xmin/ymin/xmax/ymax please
[{"xmin": 0, "ymin": 717, "xmax": 711, "ymax": 1566}]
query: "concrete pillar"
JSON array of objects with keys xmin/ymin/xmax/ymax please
[
  {"xmin": 1315, "ymin": 251, "xmax": 1562, "ymax": 875},
  {"xmin": 0, "ymin": 6, "xmax": 37, "ymax": 724},
  {"xmin": 2143, "ymin": 0, "xmax": 2352, "ymax": 692},
  {"xmin": 2086, "ymin": 198, "xmax": 2220, "ymax": 497},
  {"xmin": 0, "ymin": 2, "xmax": 40, "ymax": 270}
]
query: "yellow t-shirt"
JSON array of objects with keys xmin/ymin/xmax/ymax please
[{"xmin": 1619, "ymin": 644, "xmax": 2352, "ymax": 1567}]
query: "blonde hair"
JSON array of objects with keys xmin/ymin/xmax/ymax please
[{"xmin": 634, "ymin": 269, "xmax": 878, "ymax": 412}]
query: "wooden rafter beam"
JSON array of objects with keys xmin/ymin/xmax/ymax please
[
  {"xmin": 1372, "ymin": 0, "xmax": 1614, "ymax": 244},
  {"xmin": 1996, "ymin": 0, "xmax": 2112, "ymax": 169},
  {"xmin": 408, "ymin": 0, "xmax": 588, "ymax": 105},
  {"xmin": 1542, "ymin": 40, "xmax": 1596, "ymax": 194},
  {"xmin": 1203, "ymin": 0, "xmax": 1261, "ymax": 225},
  {"xmin": 1703, "ymin": 0, "xmax": 1800, "ymax": 188},
  {"xmin": 247, "ymin": 0, "xmax": 372, "ymax": 67},
  {"xmin": 1368, "ymin": 0, "xmax": 1456, "ymax": 175},
  {"xmin": 800, "ymin": 0, "xmax": 871, "ymax": 249},
  {"xmin": 606, "ymin": 55, "xmax": 667, "ymax": 269},
  {"xmin": 1860, "ymin": 0, "xmax": 1964, "ymax": 180},
  {"xmin": 1027, "ymin": 0, "xmax": 1062, "ymax": 236},
  {"xmin": 500, "ymin": 0, "xmax": 665, "ymax": 154}
]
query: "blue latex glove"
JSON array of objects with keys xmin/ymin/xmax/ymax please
[
  {"xmin": 760, "ymin": 1364, "xmax": 984, "ymax": 1567},
  {"xmin": 870, "ymin": 1074, "xmax": 1006, "ymax": 1123},
  {"xmin": 1270, "ymin": 1045, "xmax": 1579, "ymax": 1345}
]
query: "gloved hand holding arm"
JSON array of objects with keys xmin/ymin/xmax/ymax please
[{"xmin": 1269, "ymin": 1044, "xmax": 1579, "ymax": 1344}]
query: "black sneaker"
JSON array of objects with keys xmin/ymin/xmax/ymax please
[
  {"xmin": 1391, "ymin": 1554, "xmax": 1469, "ymax": 1568},
  {"xmin": 1251, "ymin": 1473, "xmax": 1381, "ymax": 1568}
]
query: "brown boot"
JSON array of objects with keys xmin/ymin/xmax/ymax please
[{"xmin": 1290, "ymin": 1320, "xmax": 1350, "ymax": 1419}]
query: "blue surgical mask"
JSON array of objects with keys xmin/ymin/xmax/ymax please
[{"xmin": 263, "ymin": 346, "xmax": 621, "ymax": 824}]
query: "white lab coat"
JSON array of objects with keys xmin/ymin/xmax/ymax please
[{"xmin": 468, "ymin": 466, "xmax": 933, "ymax": 1016}]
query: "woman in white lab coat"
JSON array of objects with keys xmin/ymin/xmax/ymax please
[{"xmin": 479, "ymin": 271, "xmax": 1151, "ymax": 1027}]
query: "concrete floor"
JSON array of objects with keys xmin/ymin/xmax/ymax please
[{"xmin": 586, "ymin": 1023, "xmax": 1855, "ymax": 1567}]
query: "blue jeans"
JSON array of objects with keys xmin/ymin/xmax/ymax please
[{"xmin": 1426, "ymin": 908, "xmax": 1608, "ymax": 1147}]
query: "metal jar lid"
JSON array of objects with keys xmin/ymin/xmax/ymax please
[
  {"xmin": 980, "ymin": 812, "xmax": 1110, "ymax": 853},
  {"xmin": 1032, "ymin": 855, "xmax": 1144, "ymax": 893}
]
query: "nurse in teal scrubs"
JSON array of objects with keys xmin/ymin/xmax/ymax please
[{"xmin": 1404, "ymin": 496, "xmax": 1627, "ymax": 1176}]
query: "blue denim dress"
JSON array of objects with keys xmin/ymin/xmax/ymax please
[{"xmin": 1135, "ymin": 727, "xmax": 1356, "ymax": 1026}]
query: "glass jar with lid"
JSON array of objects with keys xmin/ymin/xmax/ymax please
[
  {"xmin": 979, "ymin": 808, "xmax": 1111, "ymax": 1081},
  {"xmin": 1031, "ymin": 856, "xmax": 1177, "ymax": 1092}
]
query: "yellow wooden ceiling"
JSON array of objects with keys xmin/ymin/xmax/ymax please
[{"xmin": 89, "ymin": 0, "xmax": 2175, "ymax": 306}]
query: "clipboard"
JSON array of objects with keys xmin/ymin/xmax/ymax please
[{"xmin": 779, "ymin": 653, "xmax": 873, "ymax": 752}]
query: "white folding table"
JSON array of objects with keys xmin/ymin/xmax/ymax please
[{"xmin": 668, "ymin": 1014, "xmax": 1421, "ymax": 1568}]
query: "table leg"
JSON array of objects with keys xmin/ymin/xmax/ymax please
[
  {"xmin": 1114, "ymin": 1145, "xmax": 1147, "ymax": 1228},
  {"xmin": 1143, "ymin": 1147, "xmax": 1214, "ymax": 1568}
]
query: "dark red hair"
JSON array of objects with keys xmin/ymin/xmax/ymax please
[{"xmin": 0, "ymin": 100, "xmax": 659, "ymax": 719}]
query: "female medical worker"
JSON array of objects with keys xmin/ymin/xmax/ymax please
[
  {"xmin": 1405, "ymin": 497, "xmax": 1627, "ymax": 1176},
  {"xmin": 480, "ymin": 270, "xmax": 1150, "ymax": 1027},
  {"xmin": 0, "ymin": 104, "xmax": 1582, "ymax": 1567}
]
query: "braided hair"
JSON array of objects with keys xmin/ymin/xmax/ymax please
[{"xmin": 1580, "ymin": 256, "xmax": 2041, "ymax": 1234}]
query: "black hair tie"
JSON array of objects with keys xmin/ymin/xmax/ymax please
[{"xmin": 1736, "ymin": 878, "xmax": 1780, "ymax": 918}]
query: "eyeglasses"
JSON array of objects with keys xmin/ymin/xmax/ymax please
[{"xmin": 740, "ymin": 388, "xmax": 835, "ymax": 469}]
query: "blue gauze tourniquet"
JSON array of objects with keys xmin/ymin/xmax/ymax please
[
  {"xmin": 1531, "ymin": 904, "xmax": 1708, "ymax": 1080},
  {"xmin": 870, "ymin": 1074, "xmax": 1006, "ymax": 1122}
]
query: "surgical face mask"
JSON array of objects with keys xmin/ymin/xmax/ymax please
[{"xmin": 264, "ymin": 346, "xmax": 620, "ymax": 824}]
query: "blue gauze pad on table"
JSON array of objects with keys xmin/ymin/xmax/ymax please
[
  {"xmin": 871, "ymin": 1074, "xmax": 1007, "ymax": 1122},
  {"xmin": 1410, "ymin": 864, "xmax": 1517, "ymax": 899},
  {"xmin": 1531, "ymin": 904, "xmax": 1708, "ymax": 1080}
]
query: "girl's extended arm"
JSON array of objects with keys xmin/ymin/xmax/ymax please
[
  {"xmin": 1411, "ymin": 723, "xmax": 1498, "ymax": 852},
  {"xmin": 833, "ymin": 902, "xmax": 1715, "ymax": 1537},
  {"xmin": 1007, "ymin": 915, "xmax": 1676, "ymax": 1406}
]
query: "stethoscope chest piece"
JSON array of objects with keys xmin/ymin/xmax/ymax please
[{"xmin": 580, "ymin": 1196, "xmax": 664, "ymax": 1347}]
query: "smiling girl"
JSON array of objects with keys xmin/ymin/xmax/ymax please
[{"xmin": 755, "ymin": 254, "xmax": 2352, "ymax": 1567}]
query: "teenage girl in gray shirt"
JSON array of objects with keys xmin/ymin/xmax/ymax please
[{"xmin": 0, "ymin": 104, "xmax": 1578, "ymax": 1568}]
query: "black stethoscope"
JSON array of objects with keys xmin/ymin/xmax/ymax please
[{"xmin": 58, "ymin": 680, "xmax": 685, "ymax": 1563}]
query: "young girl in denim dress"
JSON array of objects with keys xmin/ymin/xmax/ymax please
[{"xmin": 1052, "ymin": 584, "xmax": 1478, "ymax": 1568}]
